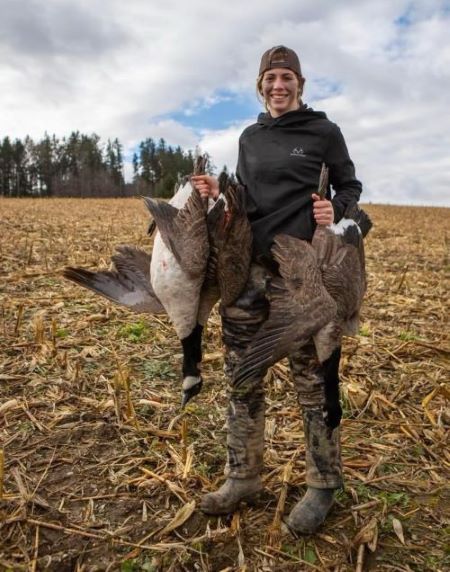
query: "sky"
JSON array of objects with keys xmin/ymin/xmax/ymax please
[{"xmin": 1, "ymin": 0, "xmax": 449, "ymax": 206}]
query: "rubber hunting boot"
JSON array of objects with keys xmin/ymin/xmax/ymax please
[
  {"xmin": 285, "ymin": 487, "xmax": 335, "ymax": 535},
  {"xmin": 200, "ymin": 476, "xmax": 263, "ymax": 515}
]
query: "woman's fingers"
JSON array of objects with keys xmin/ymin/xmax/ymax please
[
  {"xmin": 191, "ymin": 175, "xmax": 220, "ymax": 199},
  {"xmin": 312, "ymin": 194, "xmax": 334, "ymax": 225}
]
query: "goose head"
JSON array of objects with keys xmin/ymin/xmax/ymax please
[{"xmin": 181, "ymin": 375, "xmax": 203, "ymax": 408}]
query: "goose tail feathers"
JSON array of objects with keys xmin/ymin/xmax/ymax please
[{"xmin": 63, "ymin": 246, "xmax": 165, "ymax": 314}]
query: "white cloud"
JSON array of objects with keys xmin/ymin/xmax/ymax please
[
  {"xmin": 198, "ymin": 121, "xmax": 252, "ymax": 173},
  {"xmin": 0, "ymin": 0, "xmax": 449, "ymax": 205}
]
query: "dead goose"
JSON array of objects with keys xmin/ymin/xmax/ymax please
[
  {"xmin": 64, "ymin": 167, "xmax": 252, "ymax": 407},
  {"xmin": 233, "ymin": 165, "xmax": 372, "ymax": 429},
  {"xmin": 144, "ymin": 176, "xmax": 252, "ymax": 406}
]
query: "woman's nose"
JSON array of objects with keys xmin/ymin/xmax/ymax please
[{"xmin": 273, "ymin": 77, "xmax": 285, "ymax": 89}]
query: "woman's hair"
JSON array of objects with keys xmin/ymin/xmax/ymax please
[{"xmin": 256, "ymin": 71, "xmax": 305, "ymax": 111}]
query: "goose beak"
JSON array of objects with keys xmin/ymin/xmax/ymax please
[{"xmin": 181, "ymin": 378, "xmax": 203, "ymax": 408}]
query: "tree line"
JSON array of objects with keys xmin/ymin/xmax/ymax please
[{"xmin": 0, "ymin": 133, "xmax": 210, "ymax": 198}]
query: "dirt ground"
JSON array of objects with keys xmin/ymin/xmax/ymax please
[{"xmin": 0, "ymin": 198, "xmax": 449, "ymax": 571}]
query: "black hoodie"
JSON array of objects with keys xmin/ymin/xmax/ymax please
[{"xmin": 236, "ymin": 106, "xmax": 362, "ymax": 266}]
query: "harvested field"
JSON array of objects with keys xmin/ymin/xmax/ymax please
[{"xmin": 0, "ymin": 198, "xmax": 449, "ymax": 572}]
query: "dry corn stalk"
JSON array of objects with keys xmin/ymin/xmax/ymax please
[
  {"xmin": 0, "ymin": 449, "xmax": 4, "ymax": 500},
  {"xmin": 266, "ymin": 462, "xmax": 292, "ymax": 548},
  {"xmin": 33, "ymin": 311, "xmax": 45, "ymax": 344},
  {"xmin": 14, "ymin": 304, "xmax": 24, "ymax": 336},
  {"xmin": 158, "ymin": 500, "xmax": 196, "ymax": 538},
  {"xmin": 181, "ymin": 417, "xmax": 188, "ymax": 463}
]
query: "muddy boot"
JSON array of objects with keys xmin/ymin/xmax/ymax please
[
  {"xmin": 200, "ymin": 476, "xmax": 262, "ymax": 515},
  {"xmin": 285, "ymin": 487, "xmax": 335, "ymax": 535}
]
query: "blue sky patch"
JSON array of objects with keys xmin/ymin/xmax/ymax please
[
  {"xmin": 309, "ymin": 78, "xmax": 342, "ymax": 101},
  {"xmin": 161, "ymin": 91, "xmax": 260, "ymax": 131}
]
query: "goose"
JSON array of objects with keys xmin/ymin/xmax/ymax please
[
  {"xmin": 144, "ymin": 174, "xmax": 252, "ymax": 406},
  {"xmin": 232, "ymin": 164, "xmax": 372, "ymax": 429},
  {"xmin": 64, "ymin": 163, "xmax": 252, "ymax": 407}
]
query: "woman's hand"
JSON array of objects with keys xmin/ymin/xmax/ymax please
[
  {"xmin": 312, "ymin": 193, "xmax": 334, "ymax": 226},
  {"xmin": 191, "ymin": 175, "xmax": 220, "ymax": 200}
]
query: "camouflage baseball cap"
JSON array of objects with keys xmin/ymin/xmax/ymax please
[{"xmin": 259, "ymin": 46, "xmax": 302, "ymax": 76}]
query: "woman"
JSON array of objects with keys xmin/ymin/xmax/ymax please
[{"xmin": 192, "ymin": 45, "xmax": 362, "ymax": 534}]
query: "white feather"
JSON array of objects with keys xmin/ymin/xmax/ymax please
[
  {"xmin": 182, "ymin": 375, "xmax": 201, "ymax": 391},
  {"xmin": 329, "ymin": 218, "xmax": 360, "ymax": 236},
  {"xmin": 150, "ymin": 179, "xmax": 205, "ymax": 340}
]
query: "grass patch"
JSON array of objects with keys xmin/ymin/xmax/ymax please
[
  {"xmin": 143, "ymin": 359, "xmax": 176, "ymax": 380},
  {"xmin": 378, "ymin": 491, "xmax": 410, "ymax": 508},
  {"xmin": 118, "ymin": 321, "xmax": 149, "ymax": 343},
  {"xmin": 55, "ymin": 327, "xmax": 69, "ymax": 338},
  {"xmin": 398, "ymin": 330, "xmax": 420, "ymax": 341}
]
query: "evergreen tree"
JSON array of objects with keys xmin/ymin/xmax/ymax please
[
  {"xmin": 0, "ymin": 137, "xmax": 13, "ymax": 196},
  {"xmin": 0, "ymin": 132, "xmax": 204, "ymax": 197}
]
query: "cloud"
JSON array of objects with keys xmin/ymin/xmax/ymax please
[
  {"xmin": 0, "ymin": 0, "xmax": 449, "ymax": 205},
  {"xmin": 0, "ymin": 0, "xmax": 127, "ymax": 59}
]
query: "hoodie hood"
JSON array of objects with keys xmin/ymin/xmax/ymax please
[{"xmin": 257, "ymin": 105, "xmax": 328, "ymax": 127}]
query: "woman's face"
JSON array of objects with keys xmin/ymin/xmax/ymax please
[{"xmin": 260, "ymin": 68, "xmax": 302, "ymax": 117}]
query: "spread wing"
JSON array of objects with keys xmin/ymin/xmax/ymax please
[
  {"xmin": 143, "ymin": 188, "xmax": 209, "ymax": 279},
  {"xmin": 63, "ymin": 246, "xmax": 165, "ymax": 314},
  {"xmin": 233, "ymin": 235, "xmax": 336, "ymax": 388}
]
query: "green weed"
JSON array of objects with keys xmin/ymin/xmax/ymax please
[
  {"xmin": 118, "ymin": 321, "xmax": 149, "ymax": 343},
  {"xmin": 303, "ymin": 544, "xmax": 317, "ymax": 564},
  {"xmin": 55, "ymin": 328, "xmax": 69, "ymax": 338},
  {"xmin": 359, "ymin": 325, "xmax": 371, "ymax": 337},
  {"xmin": 143, "ymin": 359, "xmax": 176, "ymax": 380},
  {"xmin": 398, "ymin": 330, "xmax": 420, "ymax": 341},
  {"xmin": 378, "ymin": 491, "xmax": 410, "ymax": 508},
  {"xmin": 355, "ymin": 484, "xmax": 376, "ymax": 502}
]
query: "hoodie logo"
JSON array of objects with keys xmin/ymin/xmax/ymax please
[{"xmin": 290, "ymin": 146, "xmax": 306, "ymax": 157}]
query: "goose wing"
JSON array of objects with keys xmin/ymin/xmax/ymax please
[
  {"xmin": 63, "ymin": 246, "xmax": 165, "ymax": 314},
  {"xmin": 217, "ymin": 184, "xmax": 253, "ymax": 307},
  {"xmin": 317, "ymin": 222, "xmax": 367, "ymax": 331},
  {"xmin": 143, "ymin": 188, "xmax": 208, "ymax": 279},
  {"xmin": 312, "ymin": 225, "xmax": 345, "ymax": 269},
  {"xmin": 234, "ymin": 234, "xmax": 336, "ymax": 388},
  {"xmin": 204, "ymin": 196, "xmax": 226, "ymax": 284},
  {"xmin": 195, "ymin": 198, "xmax": 225, "ymax": 326}
]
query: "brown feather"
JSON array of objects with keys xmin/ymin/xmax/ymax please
[
  {"xmin": 63, "ymin": 246, "xmax": 164, "ymax": 314},
  {"xmin": 233, "ymin": 235, "xmax": 336, "ymax": 387},
  {"xmin": 143, "ymin": 189, "xmax": 209, "ymax": 279}
]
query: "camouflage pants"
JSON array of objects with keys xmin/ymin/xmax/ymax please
[{"xmin": 220, "ymin": 264, "xmax": 343, "ymax": 489}]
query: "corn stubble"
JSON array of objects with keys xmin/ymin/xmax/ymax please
[{"xmin": 0, "ymin": 198, "xmax": 448, "ymax": 571}]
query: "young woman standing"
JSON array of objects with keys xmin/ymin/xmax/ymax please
[{"xmin": 192, "ymin": 45, "xmax": 362, "ymax": 534}]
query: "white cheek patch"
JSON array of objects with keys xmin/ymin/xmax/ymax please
[
  {"xmin": 330, "ymin": 218, "xmax": 360, "ymax": 236},
  {"xmin": 182, "ymin": 375, "xmax": 201, "ymax": 391}
]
